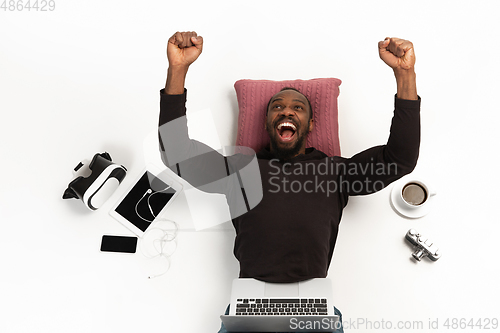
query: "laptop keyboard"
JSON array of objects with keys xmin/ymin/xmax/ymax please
[{"xmin": 235, "ymin": 298, "xmax": 328, "ymax": 316}]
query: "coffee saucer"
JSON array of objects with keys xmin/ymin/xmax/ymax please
[{"xmin": 390, "ymin": 178, "xmax": 435, "ymax": 219}]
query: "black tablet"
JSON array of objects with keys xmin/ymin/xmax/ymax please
[{"xmin": 109, "ymin": 166, "xmax": 182, "ymax": 236}]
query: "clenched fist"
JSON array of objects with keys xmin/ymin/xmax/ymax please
[
  {"xmin": 167, "ymin": 31, "xmax": 203, "ymax": 69},
  {"xmin": 378, "ymin": 37, "xmax": 415, "ymax": 72}
]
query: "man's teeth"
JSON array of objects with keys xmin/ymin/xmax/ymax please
[{"xmin": 277, "ymin": 122, "xmax": 296, "ymax": 130}]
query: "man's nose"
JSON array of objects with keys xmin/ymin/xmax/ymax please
[{"xmin": 279, "ymin": 106, "xmax": 295, "ymax": 117}]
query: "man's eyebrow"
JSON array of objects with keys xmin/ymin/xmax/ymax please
[{"xmin": 270, "ymin": 98, "xmax": 306, "ymax": 105}]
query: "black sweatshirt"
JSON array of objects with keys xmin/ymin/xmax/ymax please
[{"xmin": 159, "ymin": 89, "xmax": 420, "ymax": 283}]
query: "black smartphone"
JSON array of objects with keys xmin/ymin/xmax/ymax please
[{"xmin": 100, "ymin": 235, "xmax": 138, "ymax": 253}]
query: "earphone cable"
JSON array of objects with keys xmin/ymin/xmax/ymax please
[{"xmin": 134, "ymin": 186, "xmax": 178, "ymax": 279}]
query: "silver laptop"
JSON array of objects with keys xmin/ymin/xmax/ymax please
[{"xmin": 220, "ymin": 278, "xmax": 340, "ymax": 332}]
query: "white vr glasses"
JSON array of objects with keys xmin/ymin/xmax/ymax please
[{"xmin": 63, "ymin": 152, "xmax": 127, "ymax": 210}]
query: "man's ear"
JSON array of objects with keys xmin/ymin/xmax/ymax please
[{"xmin": 308, "ymin": 118, "xmax": 314, "ymax": 132}]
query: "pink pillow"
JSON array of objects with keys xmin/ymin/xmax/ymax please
[{"xmin": 234, "ymin": 78, "xmax": 342, "ymax": 157}]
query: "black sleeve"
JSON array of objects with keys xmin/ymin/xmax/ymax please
[
  {"xmin": 335, "ymin": 95, "xmax": 421, "ymax": 196},
  {"xmin": 157, "ymin": 89, "xmax": 262, "ymax": 219},
  {"xmin": 158, "ymin": 88, "xmax": 229, "ymax": 187}
]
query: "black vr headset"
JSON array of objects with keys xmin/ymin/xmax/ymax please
[{"xmin": 63, "ymin": 152, "xmax": 127, "ymax": 210}]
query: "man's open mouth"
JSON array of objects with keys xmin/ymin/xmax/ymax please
[{"xmin": 276, "ymin": 122, "xmax": 297, "ymax": 142}]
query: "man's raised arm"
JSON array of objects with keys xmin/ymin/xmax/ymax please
[
  {"xmin": 159, "ymin": 31, "xmax": 229, "ymax": 185},
  {"xmin": 337, "ymin": 37, "xmax": 421, "ymax": 197},
  {"xmin": 158, "ymin": 31, "xmax": 262, "ymax": 219}
]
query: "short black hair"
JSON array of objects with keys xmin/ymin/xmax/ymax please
[{"xmin": 266, "ymin": 87, "xmax": 313, "ymax": 121}]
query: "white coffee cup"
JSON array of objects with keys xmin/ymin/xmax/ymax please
[{"xmin": 399, "ymin": 179, "xmax": 436, "ymax": 209}]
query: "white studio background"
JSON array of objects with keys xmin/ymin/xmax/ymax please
[{"xmin": 1, "ymin": 1, "xmax": 499, "ymax": 332}]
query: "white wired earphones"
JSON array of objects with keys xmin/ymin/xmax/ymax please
[
  {"xmin": 135, "ymin": 185, "xmax": 173, "ymax": 223},
  {"xmin": 135, "ymin": 186, "xmax": 179, "ymax": 279}
]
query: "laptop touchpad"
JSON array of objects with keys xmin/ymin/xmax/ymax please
[{"xmin": 264, "ymin": 282, "xmax": 299, "ymax": 297}]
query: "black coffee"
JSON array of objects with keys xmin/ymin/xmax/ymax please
[{"xmin": 402, "ymin": 183, "xmax": 427, "ymax": 206}]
